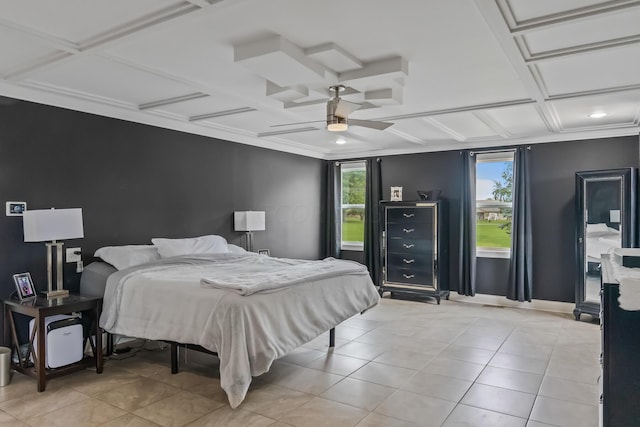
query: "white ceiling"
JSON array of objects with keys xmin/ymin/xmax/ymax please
[{"xmin": 1, "ymin": 0, "xmax": 639, "ymax": 160}]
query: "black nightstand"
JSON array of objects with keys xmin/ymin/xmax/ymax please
[{"xmin": 2, "ymin": 294, "xmax": 103, "ymax": 391}]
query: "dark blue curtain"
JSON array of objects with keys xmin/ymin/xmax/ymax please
[
  {"xmin": 459, "ymin": 151, "xmax": 477, "ymax": 296},
  {"xmin": 507, "ymin": 147, "xmax": 533, "ymax": 301},
  {"xmin": 324, "ymin": 161, "xmax": 341, "ymax": 258},
  {"xmin": 364, "ymin": 158, "xmax": 383, "ymax": 286}
]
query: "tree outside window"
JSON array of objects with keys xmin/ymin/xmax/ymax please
[{"xmin": 476, "ymin": 152, "xmax": 514, "ymax": 253}]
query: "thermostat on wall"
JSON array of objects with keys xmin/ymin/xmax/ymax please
[{"xmin": 6, "ymin": 201, "xmax": 27, "ymax": 216}]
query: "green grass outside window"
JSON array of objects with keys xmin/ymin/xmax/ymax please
[
  {"xmin": 476, "ymin": 220, "xmax": 511, "ymax": 248},
  {"xmin": 342, "ymin": 217, "xmax": 364, "ymax": 243}
]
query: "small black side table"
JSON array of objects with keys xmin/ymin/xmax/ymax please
[{"xmin": 2, "ymin": 294, "xmax": 103, "ymax": 391}]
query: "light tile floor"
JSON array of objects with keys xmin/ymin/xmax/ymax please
[{"xmin": 0, "ymin": 297, "xmax": 601, "ymax": 426}]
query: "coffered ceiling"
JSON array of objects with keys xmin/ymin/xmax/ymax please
[{"xmin": 0, "ymin": 0, "xmax": 639, "ymax": 159}]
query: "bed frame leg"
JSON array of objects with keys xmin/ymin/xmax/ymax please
[
  {"xmin": 329, "ymin": 328, "xmax": 335, "ymax": 348},
  {"xmin": 106, "ymin": 333, "xmax": 114, "ymax": 356},
  {"xmin": 171, "ymin": 342, "xmax": 179, "ymax": 374}
]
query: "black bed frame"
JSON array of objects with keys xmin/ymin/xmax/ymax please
[
  {"xmin": 106, "ymin": 327, "xmax": 336, "ymax": 374},
  {"xmin": 167, "ymin": 327, "xmax": 335, "ymax": 374},
  {"xmin": 167, "ymin": 328, "xmax": 336, "ymax": 374}
]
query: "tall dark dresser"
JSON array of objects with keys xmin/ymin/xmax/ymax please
[
  {"xmin": 380, "ymin": 200, "xmax": 449, "ymax": 303},
  {"xmin": 601, "ymin": 254, "xmax": 640, "ymax": 426}
]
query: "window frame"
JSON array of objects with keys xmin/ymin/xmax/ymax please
[
  {"xmin": 339, "ymin": 160, "xmax": 366, "ymax": 252},
  {"xmin": 475, "ymin": 151, "xmax": 515, "ymax": 259}
]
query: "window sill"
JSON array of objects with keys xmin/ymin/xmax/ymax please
[
  {"xmin": 341, "ymin": 243, "xmax": 364, "ymax": 252},
  {"xmin": 477, "ymin": 249, "xmax": 511, "ymax": 259}
]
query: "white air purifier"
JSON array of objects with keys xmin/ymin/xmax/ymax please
[{"xmin": 29, "ymin": 314, "xmax": 83, "ymax": 369}]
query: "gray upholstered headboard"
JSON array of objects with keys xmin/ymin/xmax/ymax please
[{"xmin": 80, "ymin": 262, "xmax": 117, "ymax": 298}]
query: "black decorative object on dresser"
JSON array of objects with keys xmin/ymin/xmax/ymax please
[
  {"xmin": 380, "ymin": 200, "xmax": 449, "ymax": 303},
  {"xmin": 600, "ymin": 255, "xmax": 640, "ymax": 427},
  {"xmin": 574, "ymin": 168, "xmax": 636, "ymax": 321}
]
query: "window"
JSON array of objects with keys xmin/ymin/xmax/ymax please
[
  {"xmin": 475, "ymin": 151, "xmax": 514, "ymax": 258},
  {"xmin": 340, "ymin": 161, "xmax": 366, "ymax": 251}
]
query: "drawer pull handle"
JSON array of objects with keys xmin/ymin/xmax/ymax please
[
  {"xmin": 403, "ymin": 274, "xmax": 415, "ymax": 279},
  {"xmin": 403, "ymin": 259, "xmax": 414, "ymax": 264},
  {"xmin": 403, "ymin": 213, "xmax": 415, "ymax": 218},
  {"xmin": 403, "ymin": 244, "xmax": 415, "ymax": 248},
  {"xmin": 403, "ymin": 228, "xmax": 415, "ymax": 233}
]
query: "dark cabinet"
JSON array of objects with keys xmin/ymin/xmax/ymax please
[
  {"xmin": 601, "ymin": 255, "xmax": 640, "ymax": 426},
  {"xmin": 380, "ymin": 201, "xmax": 449, "ymax": 303}
]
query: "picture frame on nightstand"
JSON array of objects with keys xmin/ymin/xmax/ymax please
[
  {"xmin": 258, "ymin": 249, "xmax": 270, "ymax": 256},
  {"xmin": 13, "ymin": 272, "xmax": 36, "ymax": 300}
]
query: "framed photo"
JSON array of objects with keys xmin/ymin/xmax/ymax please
[
  {"xmin": 391, "ymin": 186, "xmax": 403, "ymax": 201},
  {"xmin": 13, "ymin": 272, "xmax": 36, "ymax": 300},
  {"xmin": 258, "ymin": 249, "xmax": 270, "ymax": 256}
]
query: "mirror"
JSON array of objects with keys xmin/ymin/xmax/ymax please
[
  {"xmin": 584, "ymin": 179, "xmax": 622, "ymax": 302},
  {"xmin": 575, "ymin": 168, "xmax": 635, "ymax": 320}
]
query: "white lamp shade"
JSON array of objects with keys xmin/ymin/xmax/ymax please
[
  {"xmin": 234, "ymin": 211, "xmax": 265, "ymax": 232},
  {"xmin": 23, "ymin": 208, "xmax": 84, "ymax": 242}
]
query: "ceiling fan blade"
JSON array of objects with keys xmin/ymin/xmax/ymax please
[
  {"xmin": 270, "ymin": 119, "xmax": 324, "ymax": 128},
  {"xmin": 335, "ymin": 99, "xmax": 361, "ymax": 118},
  {"xmin": 349, "ymin": 119, "xmax": 394, "ymax": 130}
]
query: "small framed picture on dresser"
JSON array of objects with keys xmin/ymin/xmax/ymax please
[
  {"xmin": 391, "ymin": 186, "xmax": 403, "ymax": 201},
  {"xmin": 258, "ymin": 249, "xmax": 270, "ymax": 256},
  {"xmin": 13, "ymin": 272, "xmax": 36, "ymax": 300}
]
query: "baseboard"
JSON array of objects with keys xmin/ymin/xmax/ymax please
[{"xmin": 448, "ymin": 293, "xmax": 574, "ymax": 314}]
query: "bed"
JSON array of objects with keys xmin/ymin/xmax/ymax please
[
  {"xmin": 586, "ymin": 223, "xmax": 621, "ymax": 273},
  {"xmin": 81, "ymin": 237, "xmax": 380, "ymax": 408}
]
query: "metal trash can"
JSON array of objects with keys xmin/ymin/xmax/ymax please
[{"xmin": 0, "ymin": 346, "xmax": 11, "ymax": 386}]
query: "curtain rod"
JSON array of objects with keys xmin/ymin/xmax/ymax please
[
  {"xmin": 469, "ymin": 146, "xmax": 531, "ymax": 156},
  {"xmin": 334, "ymin": 158, "xmax": 381, "ymax": 166}
]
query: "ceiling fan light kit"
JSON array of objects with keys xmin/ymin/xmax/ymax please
[{"xmin": 327, "ymin": 121, "xmax": 348, "ymax": 132}]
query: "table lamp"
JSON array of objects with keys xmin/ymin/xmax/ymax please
[
  {"xmin": 234, "ymin": 211, "xmax": 265, "ymax": 252},
  {"xmin": 23, "ymin": 208, "xmax": 84, "ymax": 298}
]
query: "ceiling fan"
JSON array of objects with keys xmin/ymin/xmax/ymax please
[{"xmin": 272, "ymin": 85, "xmax": 394, "ymax": 132}]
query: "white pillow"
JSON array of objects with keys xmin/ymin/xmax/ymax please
[
  {"xmin": 94, "ymin": 245, "xmax": 160, "ymax": 270},
  {"xmin": 227, "ymin": 244, "xmax": 247, "ymax": 254},
  {"xmin": 152, "ymin": 235, "xmax": 229, "ymax": 258}
]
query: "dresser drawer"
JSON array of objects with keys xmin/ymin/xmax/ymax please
[
  {"xmin": 387, "ymin": 237, "xmax": 431, "ymax": 254},
  {"xmin": 386, "ymin": 208, "xmax": 433, "ymax": 224},
  {"xmin": 387, "ymin": 222, "xmax": 431, "ymax": 239},
  {"xmin": 386, "ymin": 267, "xmax": 433, "ymax": 286},
  {"xmin": 387, "ymin": 253, "xmax": 431, "ymax": 271}
]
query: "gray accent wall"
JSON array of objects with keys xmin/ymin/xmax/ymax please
[
  {"xmin": 372, "ymin": 135, "xmax": 639, "ymax": 303},
  {"xmin": 1, "ymin": 96, "xmax": 638, "ymax": 321},
  {"xmin": 528, "ymin": 137, "xmax": 638, "ymax": 301},
  {"xmin": 0, "ymin": 98, "xmax": 324, "ymax": 304}
]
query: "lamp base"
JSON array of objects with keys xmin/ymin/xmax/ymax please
[{"xmin": 41, "ymin": 289, "xmax": 69, "ymax": 299}]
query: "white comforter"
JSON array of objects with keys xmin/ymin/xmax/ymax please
[
  {"xmin": 100, "ymin": 253, "xmax": 380, "ymax": 408},
  {"xmin": 200, "ymin": 256, "xmax": 369, "ymax": 295}
]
